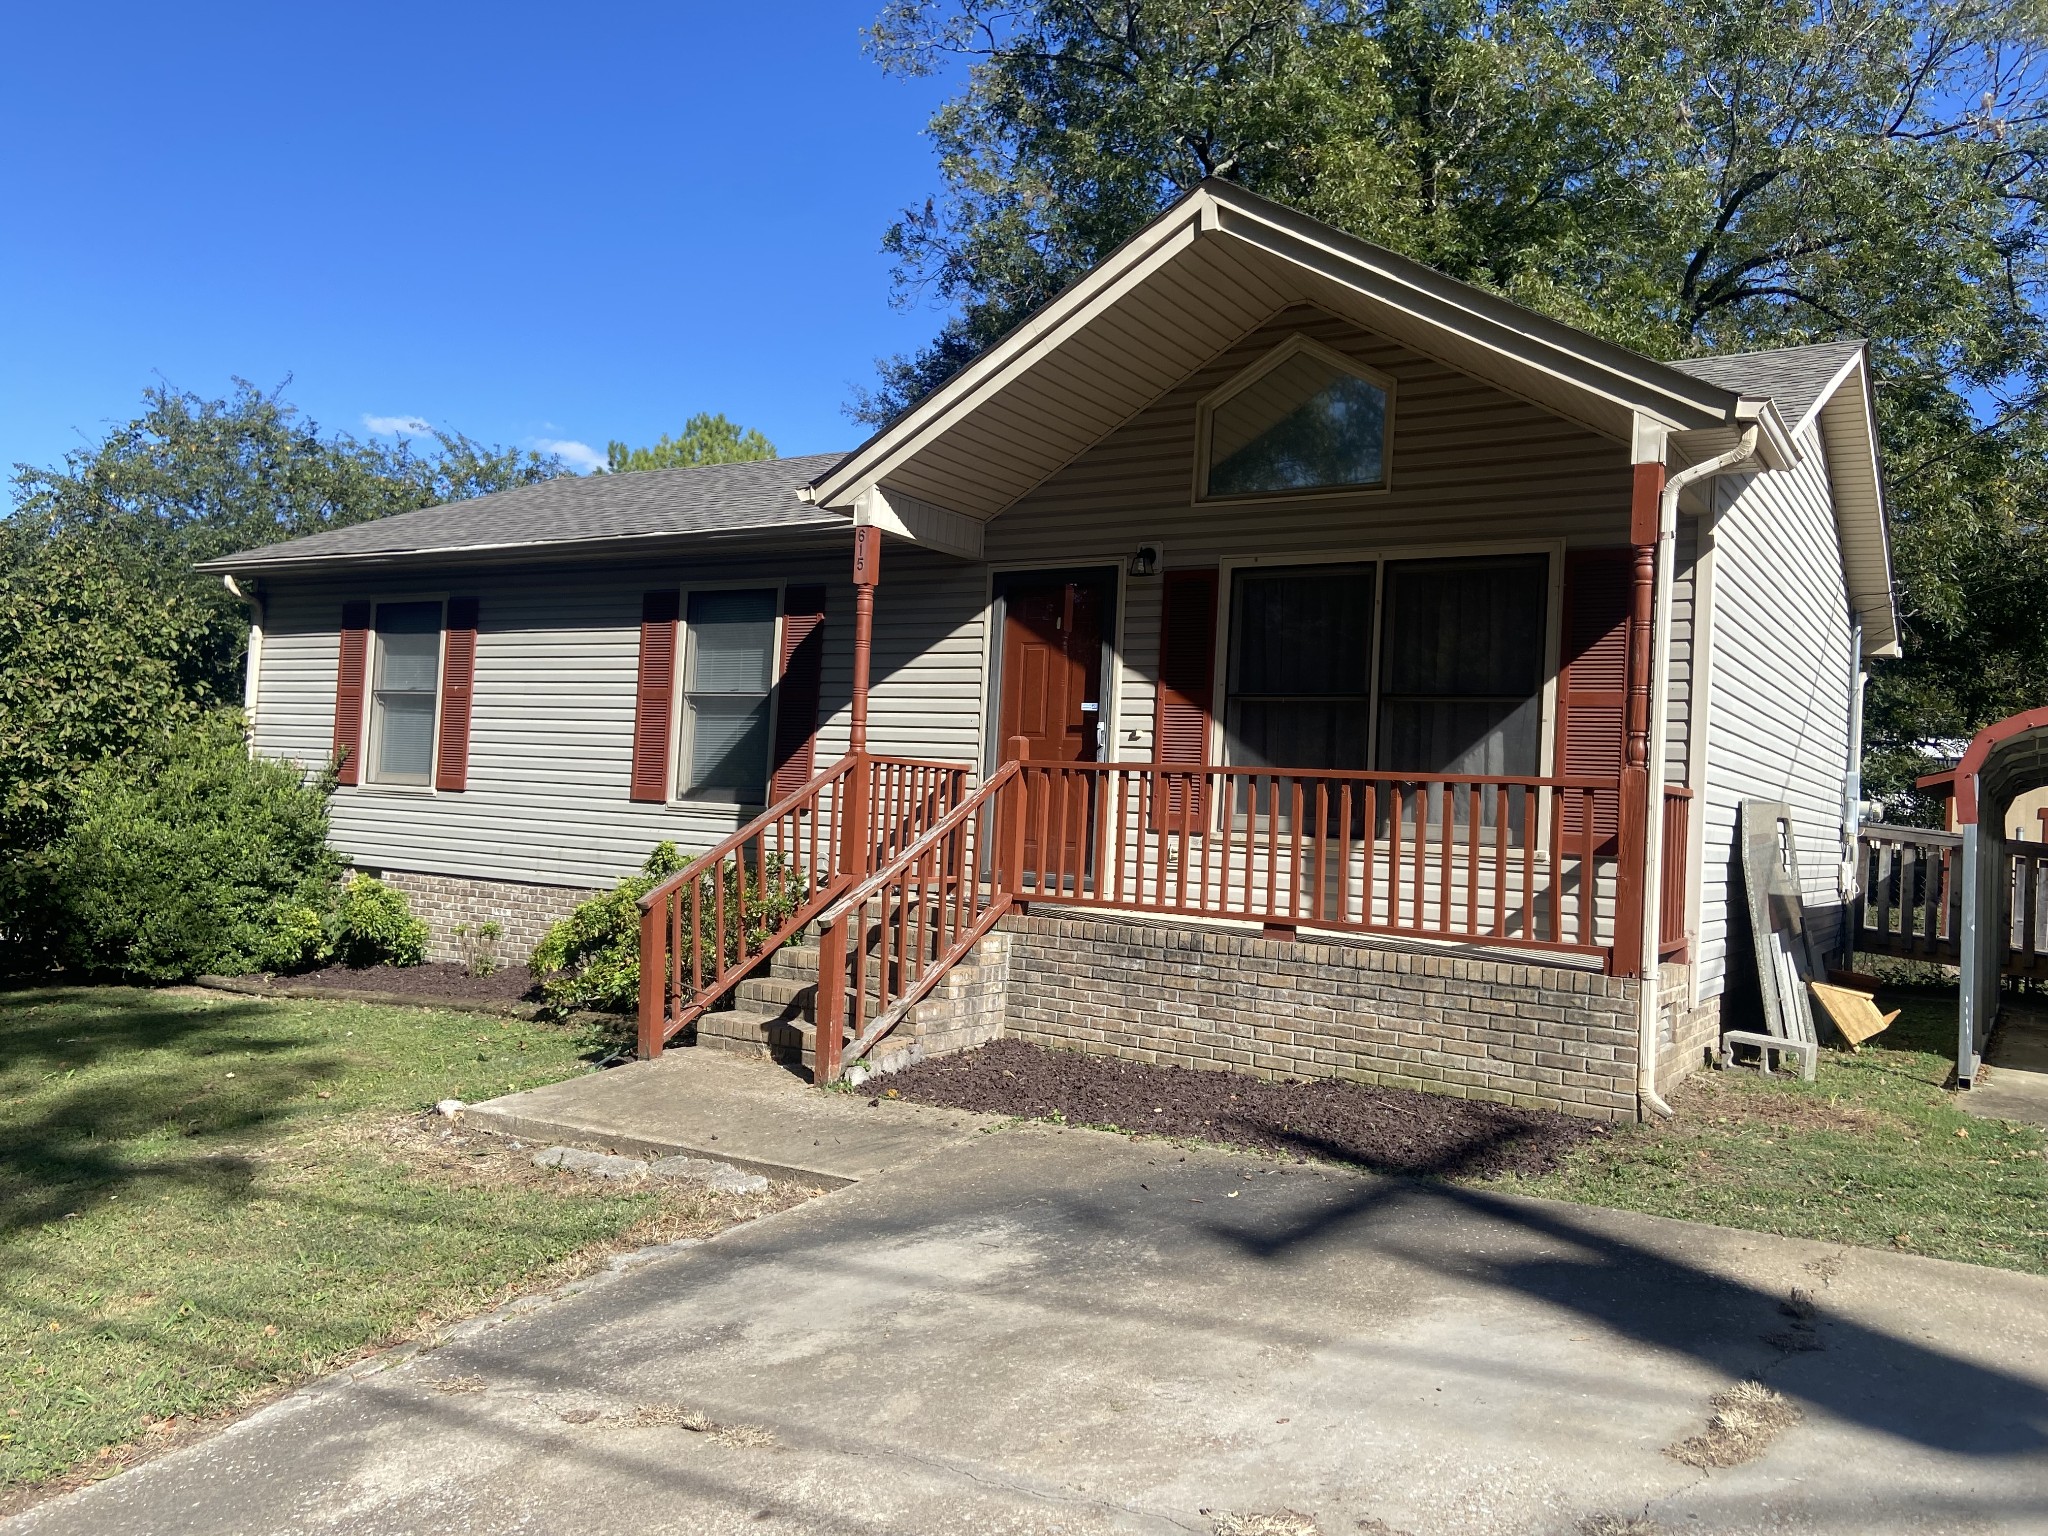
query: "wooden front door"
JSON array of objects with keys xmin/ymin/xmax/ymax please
[{"xmin": 997, "ymin": 571, "xmax": 1112, "ymax": 883}]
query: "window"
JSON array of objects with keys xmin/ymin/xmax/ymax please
[
  {"xmin": 1225, "ymin": 564, "xmax": 1375, "ymax": 770},
  {"xmin": 679, "ymin": 588, "xmax": 778, "ymax": 802},
  {"xmin": 1221, "ymin": 554, "xmax": 1549, "ymax": 782},
  {"xmin": 367, "ymin": 601, "xmax": 443, "ymax": 786},
  {"xmin": 1200, "ymin": 338, "xmax": 1391, "ymax": 500},
  {"xmin": 1376, "ymin": 556, "xmax": 1547, "ymax": 777}
]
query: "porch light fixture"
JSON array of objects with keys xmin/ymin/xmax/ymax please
[{"xmin": 1128, "ymin": 544, "xmax": 1161, "ymax": 578}]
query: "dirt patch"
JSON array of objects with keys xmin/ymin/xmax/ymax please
[
  {"xmin": 1664, "ymin": 1380, "xmax": 1802, "ymax": 1468},
  {"xmin": 278, "ymin": 961, "xmax": 541, "ymax": 1007},
  {"xmin": 1205, "ymin": 1513, "xmax": 1321, "ymax": 1536},
  {"xmin": 872, "ymin": 1040, "xmax": 1607, "ymax": 1179}
]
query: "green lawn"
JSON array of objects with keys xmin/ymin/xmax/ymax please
[
  {"xmin": 1505, "ymin": 985, "xmax": 2048, "ymax": 1273},
  {"xmin": 0, "ymin": 986, "xmax": 785, "ymax": 1498}
]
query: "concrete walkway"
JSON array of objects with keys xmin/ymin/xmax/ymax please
[
  {"xmin": 15, "ymin": 1121, "xmax": 2048, "ymax": 1536},
  {"xmin": 1965, "ymin": 1008, "xmax": 2048, "ymax": 1131},
  {"xmin": 462, "ymin": 1047, "xmax": 993, "ymax": 1185}
]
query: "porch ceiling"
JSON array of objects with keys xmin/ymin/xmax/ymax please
[{"xmin": 806, "ymin": 181, "xmax": 1769, "ymax": 526}]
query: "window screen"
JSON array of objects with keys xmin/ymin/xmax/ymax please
[
  {"xmin": 1206, "ymin": 348, "xmax": 1388, "ymax": 498},
  {"xmin": 680, "ymin": 588, "xmax": 777, "ymax": 801},
  {"xmin": 1375, "ymin": 555, "xmax": 1547, "ymax": 777},
  {"xmin": 369, "ymin": 601, "xmax": 442, "ymax": 786},
  {"xmin": 1224, "ymin": 565, "xmax": 1375, "ymax": 770}
]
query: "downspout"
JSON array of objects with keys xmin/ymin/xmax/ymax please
[
  {"xmin": 1840, "ymin": 616, "xmax": 1866, "ymax": 906},
  {"xmin": 222, "ymin": 575, "xmax": 263, "ymax": 741},
  {"xmin": 1639, "ymin": 425, "xmax": 1760, "ymax": 1118}
]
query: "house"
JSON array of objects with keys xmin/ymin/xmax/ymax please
[{"xmin": 201, "ymin": 181, "xmax": 1895, "ymax": 1122}]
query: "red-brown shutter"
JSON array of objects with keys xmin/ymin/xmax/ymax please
[
  {"xmin": 630, "ymin": 590, "xmax": 680, "ymax": 803},
  {"xmin": 769, "ymin": 584, "xmax": 827, "ymax": 803},
  {"xmin": 1556, "ymin": 549, "xmax": 1631, "ymax": 850},
  {"xmin": 1152, "ymin": 568, "xmax": 1219, "ymax": 827},
  {"xmin": 435, "ymin": 597, "xmax": 479, "ymax": 792},
  {"xmin": 332, "ymin": 600, "xmax": 371, "ymax": 785}
]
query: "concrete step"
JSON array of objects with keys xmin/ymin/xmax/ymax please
[{"xmin": 694, "ymin": 1005, "xmax": 814, "ymax": 1064}]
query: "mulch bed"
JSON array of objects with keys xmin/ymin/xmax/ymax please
[
  {"xmin": 871, "ymin": 1039, "xmax": 1609, "ymax": 1179},
  {"xmin": 246, "ymin": 962, "xmax": 540, "ymax": 1007}
]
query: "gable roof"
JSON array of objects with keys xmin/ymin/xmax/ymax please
[
  {"xmin": 1671, "ymin": 342, "xmax": 1865, "ymax": 435},
  {"xmin": 804, "ymin": 179, "xmax": 1802, "ymax": 522},
  {"xmin": 199, "ymin": 453, "xmax": 850, "ymax": 575},
  {"xmin": 804, "ymin": 180, "xmax": 1893, "ymax": 655}
]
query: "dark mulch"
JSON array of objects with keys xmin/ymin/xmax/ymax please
[
  {"xmin": 871, "ymin": 1039, "xmax": 1609, "ymax": 1179},
  {"xmin": 278, "ymin": 961, "xmax": 541, "ymax": 1006}
]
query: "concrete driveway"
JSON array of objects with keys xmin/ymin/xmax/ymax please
[{"xmin": 13, "ymin": 1126, "xmax": 2048, "ymax": 1536}]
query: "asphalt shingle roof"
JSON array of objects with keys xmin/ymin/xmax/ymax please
[
  {"xmin": 201, "ymin": 452, "xmax": 853, "ymax": 571},
  {"xmin": 1669, "ymin": 341, "xmax": 1865, "ymax": 432}
]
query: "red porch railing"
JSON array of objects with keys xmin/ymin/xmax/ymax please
[
  {"xmin": 1000, "ymin": 759, "xmax": 1622, "ymax": 960},
  {"xmin": 635, "ymin": 752, "xmax": 971, "ymax": 1056},
  {"xmin": 809, "ymin": 761, "xmax": 1021, "ymax": 1081},
  {"xmin": 1660, "ymin": 787, "xmax": 1691, "ymax": 960}
]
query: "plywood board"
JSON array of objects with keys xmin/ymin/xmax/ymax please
[
  {"xmin": 1808, "ymin": 981, "xmax": 1899, "ymax": 1048},
  {"xmin": 1741, "ymin": 800, "xmax": 1823, "ymax": 1046}
]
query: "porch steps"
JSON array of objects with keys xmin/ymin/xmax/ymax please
[{"xmin": 692, "ymin": 920, "xmax": 1008, "ymax": 1078}]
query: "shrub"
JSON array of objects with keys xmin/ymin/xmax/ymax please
[
  {"xmin": 41, "ymin": 712, "xmax": 344, "ymax": 982},
  {"xmin": 531, "ymin": 843, "xmax": 686, "ymax": 1015},
  {"xmin": 328, "ymin": 876, "xmax": 429, "ymax": 968},
  {"xmin": 452, "ymin": 920, "xmax": 502, "ymax": 977},
  {"xmin": 531, "ymin": 843, "xmax": 803, "ymax": 1016}
]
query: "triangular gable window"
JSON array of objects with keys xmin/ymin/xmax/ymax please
[{"xmin": 1197, "ymin": 336, "xmax": 1393, "ymax": 501}]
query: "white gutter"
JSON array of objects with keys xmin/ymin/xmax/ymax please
[
  {"xmin": 1639, "ymin": 424, "xmax": 1760, "ymax": 1118},
  {"xmin": 222, "ymin": 575, "xmax": 263, "ymax": 741}
]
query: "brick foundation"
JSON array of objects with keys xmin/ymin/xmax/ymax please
[
  {"xmin": 1655, "ymin": 961, "xmax": 1721, "ymax": 1097},
  {"xmin": 997, "ymin": 912, "xmax": 1643, "ymax": 1121},
  {"xmin": 366, "ymin": 868, "xmax": 601, "ymax": 967}
]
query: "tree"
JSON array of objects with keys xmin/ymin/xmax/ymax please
[
  {"xmin": 605, "ymin": 413, "xmax": 777, "ymax": 472},
  {"xmin": 863, "ymin": 0, "xmax": 2048, "ymax": 813},
  {"xmin": 3, "ymin": 379, "xmax": 567, "ymax": 710}
]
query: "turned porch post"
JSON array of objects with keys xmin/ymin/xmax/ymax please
[
  {"xmin": 839, "ymin": 525, "xmax": 882, "ymax": 882},
  {"xmin": 1613, "ymin": 460, "xmax": 1664, "ymax": 978}
]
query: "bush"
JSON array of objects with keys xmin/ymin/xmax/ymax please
[
  {"xmin": 531, "ymin": 843, "xmax": 804, "ymax": 1016},
  {"xmin": 40, "ymin": 713, "xmax": 344, "ymax": 982},
  {"xmin": 328, "ymin": 876, "xmax": 429, "ymax": 968},
  {"xmin": 531, "ymin": 843, "xmax": 686, "ymax": 1015}
]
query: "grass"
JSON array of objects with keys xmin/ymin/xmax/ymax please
[
  {"xmin": 1505, "ymin": 985, "xmax": 2048, "ymax": 1274},
  {"xmin": 0, "ymin": 984, "xmax": 794, "ymax": 1499}
]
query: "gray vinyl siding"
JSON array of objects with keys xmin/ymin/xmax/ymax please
[
  {"xmin": 248, "ymin": 545, "xmax": 983, "ymax": 890},
  {"xmin": 1696, "ymin": 422, "xmax": 1855, "ymax": 1001},
  {"xmin": 248, "ymin": 303, "xmax": 1712, "ymax": 906},
  {"xmin": 985, "ymin": 305, "xmax": 1640, "ymax": 763}
]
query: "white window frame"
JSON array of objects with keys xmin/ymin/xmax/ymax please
[
  {"xmin": 358, "ymin": 594, "xmax": 448, "ymax": 794},
  {"xmin": 1212, "ymin": 541, "xmax": 1563, "ymax": 782},
  {"xmin": 671, "ymin": 580, "xmax": 786, "ymax": 807},
  {"xmin": 1192, "ymin": 334, "xmax": 1398, "ymax": 506}
]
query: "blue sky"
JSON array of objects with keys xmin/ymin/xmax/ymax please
[{"xmin": 0, "ymin": 2, "xmax": 959, "ymax": 480}]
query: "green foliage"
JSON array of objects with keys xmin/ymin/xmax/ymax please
[
  {"xmin": 863, "ymin": 0, "xmax": 2048, "ymax": 789},
  {"xmin": 604, "ymin": 412, "xmax": 777, "ymax": 472},
  {"xmin": 531, "ymin": 843, "xmax": 805, "ymax": 1016},
  {"xmin": 37, "ymin": 715, "xmax": 344, "ymax": 983},
  {"xmin": 328, "ymin": 877, "xmax": 430, "ymax": 969},
  {"xmin": 0, "ymin": 378, "xmax": 565, "ymax": 765},
  {"xmin": 531, "ymin": 843, "xmax": 689, "ymax": 1014},
  {"xmin": 0, "ymin": 538, "xmax": 220, "ymax": 858},
  {"xmin": 453, "ymin": 920, "xmax": 504, "ymax": 977}
]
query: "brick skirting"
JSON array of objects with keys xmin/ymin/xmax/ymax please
[
  {"xmin": 366, "ymin": 868, "xmax": 600, "ymax": 967},
  {"xmin": 999, "ymin": 912, "xmax": 1644, "ymax": 1120}
]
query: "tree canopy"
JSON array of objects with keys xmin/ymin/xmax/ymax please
[
  {"xmin": 605, "ymin": 412, "xmax": 777, "ymax": 472},
  {"xmin": 0, "ymin": 380, "xmax": 566, "ymax": 909},
  {"xmin": 862, "ymin": 0, "xmax": 2048, "ymax": 814}
]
